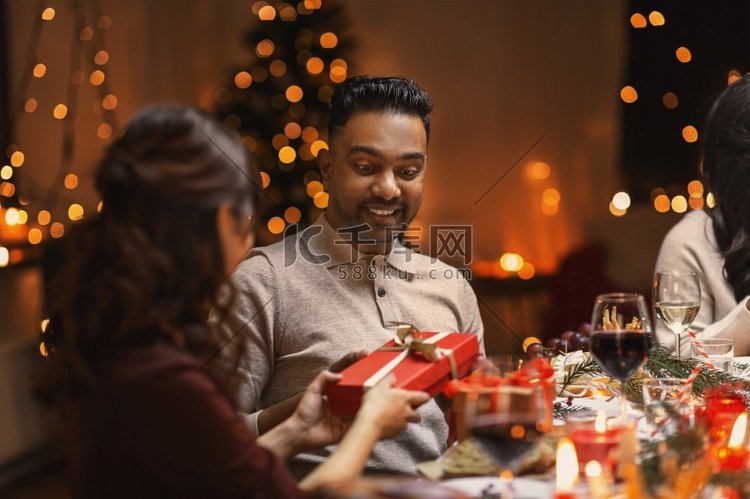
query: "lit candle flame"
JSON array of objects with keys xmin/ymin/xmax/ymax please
[
  {"xmin": 556, "ymin": 438, "xmax": 579, "ymax": 492},
  {"xmin": 595, "ymin": 410, "xmax": 607, "ymax": 433},
  {"xmin": 728, "ymin": 412, "xmax": 747, "ymax": 448},
  {"xmin": 585, "ymin": 460, "xmax": 601, "ymax": 477}
]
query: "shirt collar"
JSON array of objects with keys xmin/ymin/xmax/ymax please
[{"xmin": 302, "ymin": 213, "xmax": 427, "ymax": 276}]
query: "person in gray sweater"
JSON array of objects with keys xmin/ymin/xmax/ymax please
[
  {"xmin": 209, "ymin": 76, "xmax": 485, "ymax": 477},
  {"xmin": 655, "ymin": 74, "xmax": 750, "ymax": 356}
]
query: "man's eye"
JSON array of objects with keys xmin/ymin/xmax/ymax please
[
  {"xmin": 356, "ymin": 164, "xmax": 373, "ymax": 172},
  {"xmin": 400, "ymin": 170, "xmax": 418, "ymax": 179}
]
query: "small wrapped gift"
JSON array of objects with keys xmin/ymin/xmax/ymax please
[
  {"xmin": 444, "ymin": 358, "xmax": 556, "ymax": 442},
  {"xmin": 326, "ymin": 326, "xmax": 480, "ymax": 416}
]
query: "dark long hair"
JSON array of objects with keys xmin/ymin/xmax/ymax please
[
  {"xmin": 702, "ymin": 75, "xmax": 750, "ymax": 302},
  {"xmin": 45, "ymin": 105, "xmax": 261, "ymax": 394}
]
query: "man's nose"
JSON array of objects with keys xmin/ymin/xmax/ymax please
[{"xmin": 371, "ymin": 171, "xmax": 401, "ymax": 201}]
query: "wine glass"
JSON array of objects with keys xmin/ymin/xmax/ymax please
[
  {"xmin": 653, "ymin": 271, "xmax": 701, "ymax": 358},
  {"xmin": 463, "ymin": 357, "xmax": 550, "ymax": 478},
  {"xmin": 590, "ymin": 293, "xmax": 653, "ymax": 420}
]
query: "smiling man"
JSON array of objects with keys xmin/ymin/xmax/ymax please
[{"xmin": 210, "ymin": 76, "xmax": 485, "ymax": 477}]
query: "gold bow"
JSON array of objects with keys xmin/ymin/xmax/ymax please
[{"xmin": 377, "ymin": 324, "xmax": 440, "ymax": 362}]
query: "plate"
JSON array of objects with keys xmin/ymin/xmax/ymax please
[{"xmin": 441, "ymin": 477, "xmax": 553, "ymax": 498}]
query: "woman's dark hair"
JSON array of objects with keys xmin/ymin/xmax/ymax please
[
  {"xmin": 328, "ymin": 75, "xmax": 433, "ymax": 143},
  {"xmin": 46, "ymin": 105, "xmax": 261, "ymax": 394},
  {"xmin": 702, "ymin": 74, "xmax": 750, "ymax": 302}
]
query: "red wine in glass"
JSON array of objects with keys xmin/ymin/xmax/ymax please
[{"xmin": 590, "ymin": 330, "xmax": 653, "ymax": 381}]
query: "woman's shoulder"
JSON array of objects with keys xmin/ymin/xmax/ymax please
[{"xmin": 662, "ymin": 210, "xmax": 716, "ymax": 248}]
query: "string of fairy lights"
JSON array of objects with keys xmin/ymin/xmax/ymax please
[
  {"xmin": 0, "ymin": 0, "xmax": 118, "ymax": 268},
  {"xmin": 611, "ymin": 9, "xmax": 733, "ymax": 218}
]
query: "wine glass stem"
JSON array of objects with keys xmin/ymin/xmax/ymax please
[
  {"xmin": 674, "ymin": 331, "xmax": 682, "ymax": 359},
  {"xmin": 619, "ymin": 392, "xmax": 628, "ymax": 424}
]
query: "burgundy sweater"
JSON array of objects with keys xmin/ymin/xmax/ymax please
[{"xmin": 64, "ymin": 344, "xmax": 302, "ymax": 499}]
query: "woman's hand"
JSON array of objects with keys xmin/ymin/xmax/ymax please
[
  {"xmin": 288, "ymin": 370, "xmax": 350, "ymax": 452},
  {"xmin": 356, "ymin": 375, "xmax": 430, "ymax": 440}
]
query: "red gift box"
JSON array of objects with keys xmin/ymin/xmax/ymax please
[{"xmin": 326, "ymin": 330, "xmax": 480, "ymax": 416}]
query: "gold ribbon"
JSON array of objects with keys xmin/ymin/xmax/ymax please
[{"xmin": 363, "ymin": 325, "xmax": 459, "ymax": 389}]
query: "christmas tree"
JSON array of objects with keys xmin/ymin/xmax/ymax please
[{"xmin": 214, "ymin": 0, "xmax": 354, "ymax": 245}]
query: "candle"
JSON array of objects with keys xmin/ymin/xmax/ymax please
[
  {"xmin": 554, "ymin": 438, "xmax": 578, "ymax": 499},
  {"xmin": 711, "ymin": 412, "xmax": 749, "ymax": 472},
  {"xmin": 584, "ymin": 461, "xmax": 609, "ymax": 499},
  {"xmin": 569, "ymin": 411, "xmax": 621, "ymax": 469}
]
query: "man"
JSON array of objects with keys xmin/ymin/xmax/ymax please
[{"xmin": 211, "ymin": 76, "xmax": 485, "ymax": 476}]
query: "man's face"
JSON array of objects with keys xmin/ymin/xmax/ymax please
[{"xmin": 319, "ymin": 111, "xmax": 427, "ymax": 254}]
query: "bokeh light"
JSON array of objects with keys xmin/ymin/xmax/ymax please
[
  {"xmin": 286, "ymin": 85, "xmax": 303, "ymax": 102},
  {"xmin": 671, "ymin": 195, "xmax": 688, "ymax": 213},
  {"xmin": 313, "ymin": 191, "xmax": 329, "ymax": 208},
  {"xmin": 234, "ymin": 71, "xmax": 252, "ymax": 89},
  {"xmin": 609, "ymin": 201, "xmax": 626, "ymax": 217},
  {"xmin": 620, "ymin": 86, "xmax": 638, "ymax": 103},
  {"xmin": 284, "ymin": 206, "xmax": 302, "ymax": 223},
  {"xmin": 278, "ymin": 146, "xmax": 296, "ymax": 164},
  {"xmin": 68, "ymin": 203, "xmax": 84, "ymax": 220},
  {"xmin": 94, "ymin": 50, "xmax": 109, "ymax": 65},
  {"xmin": 256, "ymin": 39, "xmax": 275, "ymax": 57},
  {"xmin": 33, "ymin": 63, "xmax": 46, "ymax": 78},
  {"xmin": 518, "ymin": 262, "xmax": 535, "ymax": 280},
  {"xmin": 648, "ymin": 11, "xmax": 665, "ymax": 26},
  {"xmin": 64, "ymin": 173, "xmax": 78, "ymax": 189},
  {"xmin": 42, "ymin": 7, "xmax": 55, "ymax": 20},
  {"xmin": 654, "ymin": 194, "xmax": 670, "ymax": 213},
  {"xmin": 37, "ymin": 210, "xmax": 51, "ymax": 225},
  {"xmin": 258, "ymin": 5, "xmax": 276, "ymax": 20},
  {"xmin": 682, "ymin": 125, "xmax": 698, "ymax": 143},
  {"xmin": 284, "ymin": 122, "xmax": 302, "ymax": 139},
  {"xmin": 50, "ymin": 222, "xmax": 65, "ymax": 238},
  {"xmin": 28, "ymin": 228, "xmax": 42, "ymax": 245},
  {"xmin": 320, "ymin": 32, "xmax": 338, "ymax": 48},
  {"xmin": 687, "ymin": 180, "xmax": 704, "ymax": 198},
  {"xmin": 542, "ymin": 188, "xmax": 560, "ymax": 206},
  {"xmin": 24, "ymin": 98, "xmax": 38, "ymax": 113},
  {"xmin": 306, "ymin": 57, "xmax": 324, "ymax": 75},
  {"xmin": 90, "ymin": 70, "xmax": 105, "ymax": 86},
  {"xmin": 260, "ymin": 171, "xmax": 270, "ymax": 189},
  {"xmin": 267, "ymin": 216, "xmax": 285, "ymax": 234},
  {"xmin": 630, "ymin": 13, "xmax": 647, "ymax": 28},
  {"xmin": 306, "ymin": 180, "xmax": 324, "ymax": 197},
  {"xmin": 662, "ymin": 92, "xmax": 678, "ymax": 109},
  {"xmin": 611, "ymin": 191, "xmax": 631, "ymax": 210},
  {"xmin": 675, "ymin": 47, "xmax": 692, "ymax": 63},
  {"xmin": 499, "ymin": 253, "xmax": 524, "ymax": 272},
  {"xmin": 529, "ymin": 161, "xmax": 550, "ymax": 180},
  {"xmin": 311, "ymin": 140, "xmax": 328, "ymax": 157},
  {"xmin": 10, "ymin": 151, "xmax": 24, "ymax": 166},
  {"xmin": 53, "ymin": 104, "xmax": 68, "ymax": 119}
]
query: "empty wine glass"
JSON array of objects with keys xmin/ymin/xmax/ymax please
[
  {"xmin": 653, "ymin": 271, "xmax": 701, "ymax": 358},
  {"xmin": 590, "ymin": 293, "xmax": 653, "ymax": 421}
]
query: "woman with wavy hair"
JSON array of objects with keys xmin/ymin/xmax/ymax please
[
  {"xmin": 46, "ymin": 105, "xmax": 428, "ymax": 498},
  {"xmin": 655, "ymin": 74, "xmax": 750, "ymax": 356}
]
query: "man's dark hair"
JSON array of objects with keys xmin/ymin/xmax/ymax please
[{"xmin": 328, "ymin": 75, "xmax": 433, "ymax": 143}]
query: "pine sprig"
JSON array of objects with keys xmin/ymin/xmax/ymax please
[
  {"xmin": 558, "ymin": 354, "xmax": 605, "ymax": 393},
  {"xmin": 644, "ymin": 345, "xmax": 750, "ymax": 399}
]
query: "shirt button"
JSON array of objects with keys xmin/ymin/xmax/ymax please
[{"xmin": 377, "ymin": 288, "xmax": 386, "ymax": 298}]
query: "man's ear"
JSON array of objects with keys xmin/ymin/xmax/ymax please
[{"xmin": 317, "ymin": 149, "xmax": 332, "ymax": 190}]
